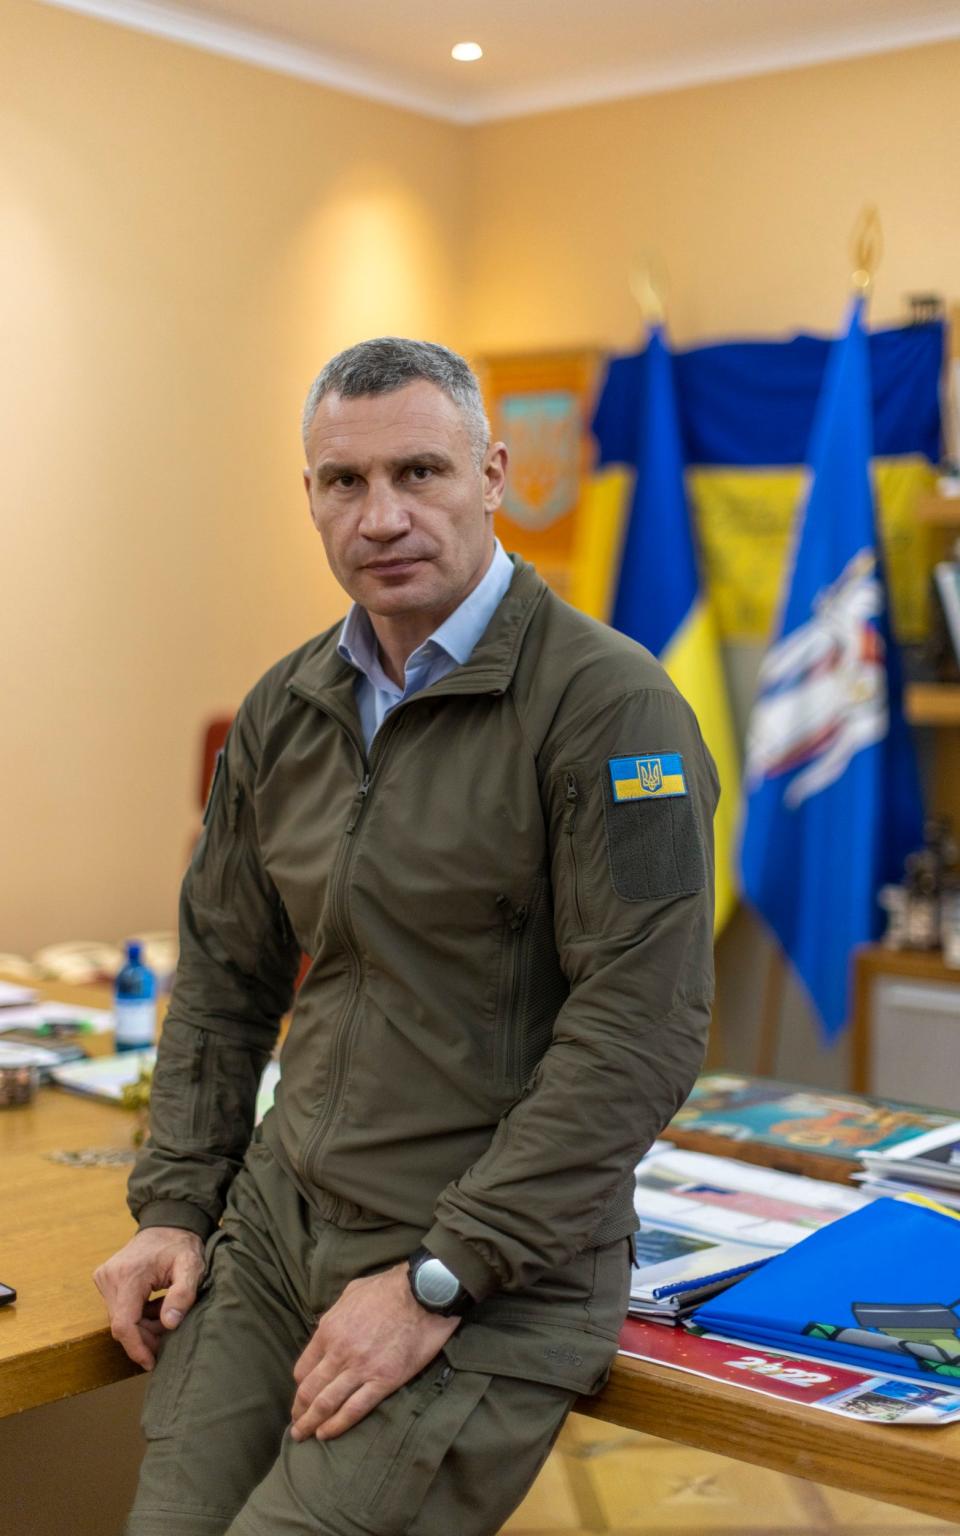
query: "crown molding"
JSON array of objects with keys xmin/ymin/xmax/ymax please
[
  {"xmin": 458, "ymin": 13, "xmax": 960, "ymax": 124},
  {"xmin": 37, "ymin": 0, "xmax": 463, "ymax": 121},
  {"xmin": 37, "ymin": 0, "xmax": 960, "ymax": 126}
]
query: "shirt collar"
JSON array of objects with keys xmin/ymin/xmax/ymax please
[{"xmin": 337, "ymin": 539, "xmax": 514, "ymax": 683}]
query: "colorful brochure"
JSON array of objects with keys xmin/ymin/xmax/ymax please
[
  {"xmin": 618, "ymin": 1317, "xmax": 960, "ymax": 1425},
  {"xmin": 634, "ymin": 1146, "xmax": 866, "ymax": 1251},
  {"xmin": 672, "ymin": 1074, "xmax": 953, "ymax": 1159}
]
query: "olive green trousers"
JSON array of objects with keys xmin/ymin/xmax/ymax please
[{"xmin": 125, "ymin": 1132, "xmax": 630, "ymax": 1536}]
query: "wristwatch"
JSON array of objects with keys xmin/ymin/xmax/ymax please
[{"xmin": 407, "ymin": 1246, "xmax": 473, "ymax": 1316}]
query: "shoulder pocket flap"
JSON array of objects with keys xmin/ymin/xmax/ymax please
[
  {"xmin": 601, "ymin": 756, "xmax": 705, "ymax": 902},
  {"xmin": 444, "ymin": 1318, "xmax": 615, "ymax": 1395}
]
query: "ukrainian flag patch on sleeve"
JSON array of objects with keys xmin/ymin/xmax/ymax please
[{"xmin": 609, "ymin": 753, "xmax": 688, "ymax": 802}]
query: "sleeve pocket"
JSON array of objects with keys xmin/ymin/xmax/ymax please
[{"xmin": 601, "ymin": 768, "xmax": 705, "ymax": 902}]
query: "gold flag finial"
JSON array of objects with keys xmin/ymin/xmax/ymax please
[
  {"xmin": 850, "ymin": 204, "xmax": 883, "ymax": 293},
  {"xmin": 629, "ymin": 257, "xmax": 666, "ymax": 326}
]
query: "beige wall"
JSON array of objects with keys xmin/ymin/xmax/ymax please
[
  {"xmin": 2, "ymin": 7, "xmax": 958, "ymax": 963},
  {"xmin": 466, "ymin": 41, "xmax": 959, "ymax": 351},
  {"xmin": 2, "ymin": 15, "xmax": 958, "ymax": 1531},
  {"xmin": 2, "ymin": 0, "xmax": 468, "ymax": 956}
]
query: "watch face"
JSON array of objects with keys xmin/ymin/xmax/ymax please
[{"xmin": 414, "ymin": 1257, "xmax": 461, "ymax": 1309}]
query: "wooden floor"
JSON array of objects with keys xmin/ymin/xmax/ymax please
[{"xmin": 503, "ymin": 1414, "xmax": 960, "ymax": 1535}]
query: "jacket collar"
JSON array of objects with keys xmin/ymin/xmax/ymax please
[{"xmin": 286, "ymin": 557, "xmax": 546, "ymax": 708}]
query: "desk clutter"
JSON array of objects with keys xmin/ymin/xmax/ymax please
[
  {"xmin": 11, "ymin": 966, "xmax": 960, "ymax": 1437},
  {"xmin": 629, "ymin": 1144, "xmax": 867, "ymax": 1324},
  {"xmin": 0, "ymin": 936, "xmax": 173, "ymax": 1097},
  {"xmin": 628, "ymin": 1101, "xmax": 960, "ymax": 1427},
  {"xmin": 0, "ymin": 979, "xmax": 113, "ymax": 1097},
  {"xmin": 667, "ymin": 1071, "xmax": 954, "ymax": 1182}
]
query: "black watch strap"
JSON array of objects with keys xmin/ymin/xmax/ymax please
[{"xmin": 407, "ymin": 1246, "xmax": 472, "ymax": 1316}]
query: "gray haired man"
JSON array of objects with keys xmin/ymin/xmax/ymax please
[{"xmin": 97, "ymin": 336, "xmax": 717, "ymax": 1535}]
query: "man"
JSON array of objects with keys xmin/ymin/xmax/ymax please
[{"xmin": 96, "ymin": 337, "xmax": 717, "ymax": 1536}]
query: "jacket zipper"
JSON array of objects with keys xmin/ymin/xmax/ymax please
[
  {"xmin": 298, "ymin": 769, "xmax": 372, "ymax": 1183},
  {"xmin": 367, "ymin": 1364, "xmax": 454, "ymax": 1509},
  {"xmin": 297, "ymin": 708, "xmax": 414, "ymax": 1185},
  {"xmin": 564, "ymin": 772, "xmax": 586, "ymax": 932},
  {"xmin": 289, "ymin": 683, "xmax": 509, "ymax": 1182},
  {"xmin": 286, "ymin": 686, "xmax": 373, "ymax": 1185},
  {"xmin": 189, "ymin": 1031, "xmax": 208, "ymax": 1141},
  {"xmin": 496, "ymin": 894, "xmax": 529, "ymax": 1087},
  {"xmin": 345, "ymin": 773, "xmax": 371, "ymax": 834}
]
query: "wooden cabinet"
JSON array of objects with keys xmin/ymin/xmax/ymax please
[{"xmin": 851, "ymin": 944, "xmax": 960, "ymax": 1104}]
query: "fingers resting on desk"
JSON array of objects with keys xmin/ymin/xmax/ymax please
[{"xmin": 93, "ymin": 1225, "xmax": 205, "ymax": 1370}]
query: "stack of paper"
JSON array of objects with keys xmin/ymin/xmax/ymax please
[
  {"xmin": 0, "ymin": 999, "xmax": 113, "ymax": 1036},
  {"xmin": 630, "ymin": 1225, "xmax": 768, "ymax": 1321},
  {"xmin": 693, "ymin": 1197, "xmax": 960, "ymax": 1383},
  {"xmin": 634, "ymin": 1146, "xmax": 867, "ymax": 1248},
  {"xmin": 0, "ymin": 981, "xmax": 37, "ymax": 1009},
  {"xmin": 629, "ymin": 1146, "xmax": 868, "ymax": 1323},
  {"xmin": 0, "ymin": 1038, "xmax": 68, "ymax": 1078},
  {"xmin": 857, "ymin": 1123, "xmax": 960, "ymax": 1205}
]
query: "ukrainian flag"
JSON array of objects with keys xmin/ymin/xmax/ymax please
[
  {"xmin": 575, "ymin": 320, "xmax": 943, "ymax": 936},
  {"xmin": 610, "ymin": 753, "xmax": 688, "ymax": 802},
  {"xmin": 575, "ymin": 323, "xmax": 943, "ymax": 649},
  {"xmin": 585, "ymin": 327, "xmax": 741, "ymax": 932}
]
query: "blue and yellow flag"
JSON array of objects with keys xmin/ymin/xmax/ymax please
[
  {"xmin": 575, "ymin": 319, "xmax": 942, "ymax": 942},
  {"xmin": 739, "ymin": 299, "xmax": 924, "ymax": 1042},
  {"xmin": 576, "ymin": 323, "xmax": 943, "ymax": 648},
  {"xmin": 588, "ymin": 327, "xmax": 741, "ymax": 931}
]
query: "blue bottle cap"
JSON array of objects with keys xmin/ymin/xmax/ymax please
[{"xmin": 126, "ymin": 940, "xmax": 142, "ymax": 965}]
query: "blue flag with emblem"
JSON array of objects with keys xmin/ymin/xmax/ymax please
[{"xmin": 739, "ymin": 297, "xmax": 924, "ymax": 1043}]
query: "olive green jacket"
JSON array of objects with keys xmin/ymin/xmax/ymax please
[{"xmin": 129, "ymin": 560, "xmax": 718, "ymax": 1301}]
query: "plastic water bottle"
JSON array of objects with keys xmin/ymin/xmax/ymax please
[{"xmin": 114, "ymin": 940, "xmax": 157, "ymax": 1052}]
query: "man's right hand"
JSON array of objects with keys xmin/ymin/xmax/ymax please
[{"xmin": 94, "ymin": 1226, "xmax": 205, "ymax": 1370}]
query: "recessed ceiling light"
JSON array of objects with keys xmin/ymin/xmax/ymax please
[{"xmin": 451, "ymin": 42, "xmax": 483, "ymax": 62}]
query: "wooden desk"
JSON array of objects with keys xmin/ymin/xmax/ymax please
[
  {"xmin": 0, "ymin": 978, "xmax": 141, "ymax": 1416},
  {"xmin": 4, "ymin": 984, "xmax": 960, "ymax": 1522}
]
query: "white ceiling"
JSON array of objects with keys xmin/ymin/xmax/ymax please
[{"xmin": 43, "ymin": 0, "xmax": 960, "ymax": 122}]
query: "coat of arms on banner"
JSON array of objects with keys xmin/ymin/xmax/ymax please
[
  {"xmin": 479, "ymin": 351, "xmax": 599, "ymax": 601},
  {"xmin": 498, "ymin": 391, "xmax": 580, "ymax": 531}
]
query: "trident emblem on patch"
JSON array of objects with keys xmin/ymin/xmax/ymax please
[{"xmin": 639, "ymin": 759, "xmax": 663, "ymax": 793}]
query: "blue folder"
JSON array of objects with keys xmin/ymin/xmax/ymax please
[{"xmin": 693, "ymin": 1198, "xmax": 960, "ymax": 1382}]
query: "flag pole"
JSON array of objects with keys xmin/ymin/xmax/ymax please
[
  {"xmin": 628, "ymin": 258, "xmax": 666, "ymax": 329},
  {"xmin": 850, "ymin": 203, "xmax": 883, "ymax": 295},
  {"xmin": 755, "ymin": 946, "xmax": 787, "ymax": 1076}
]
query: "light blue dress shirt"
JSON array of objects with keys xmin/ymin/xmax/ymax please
[{"xmin": 337, "ymin": 539, "xmax": 515, "ymax": 750}]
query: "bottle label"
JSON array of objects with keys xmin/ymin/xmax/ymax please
[{"xmin": 115, "ymin": 1000, "xmax": 157, "ymax": 1049}]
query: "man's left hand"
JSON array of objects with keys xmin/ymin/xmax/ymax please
[{"xmin": 290, "ymin": 1263, "xmax": 460, "ymax": 1442}]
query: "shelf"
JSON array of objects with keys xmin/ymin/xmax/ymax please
[
  {"xmin": 917, "ymin": 494, "xmax": 960, "ymax": 525},
  {"xmin": 904, "ymin": 681, "xmax": 960, "ymax": 725},
  {"xmin": 854, "ymin": 943, "xmax": 960, "ymax": 985}
]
